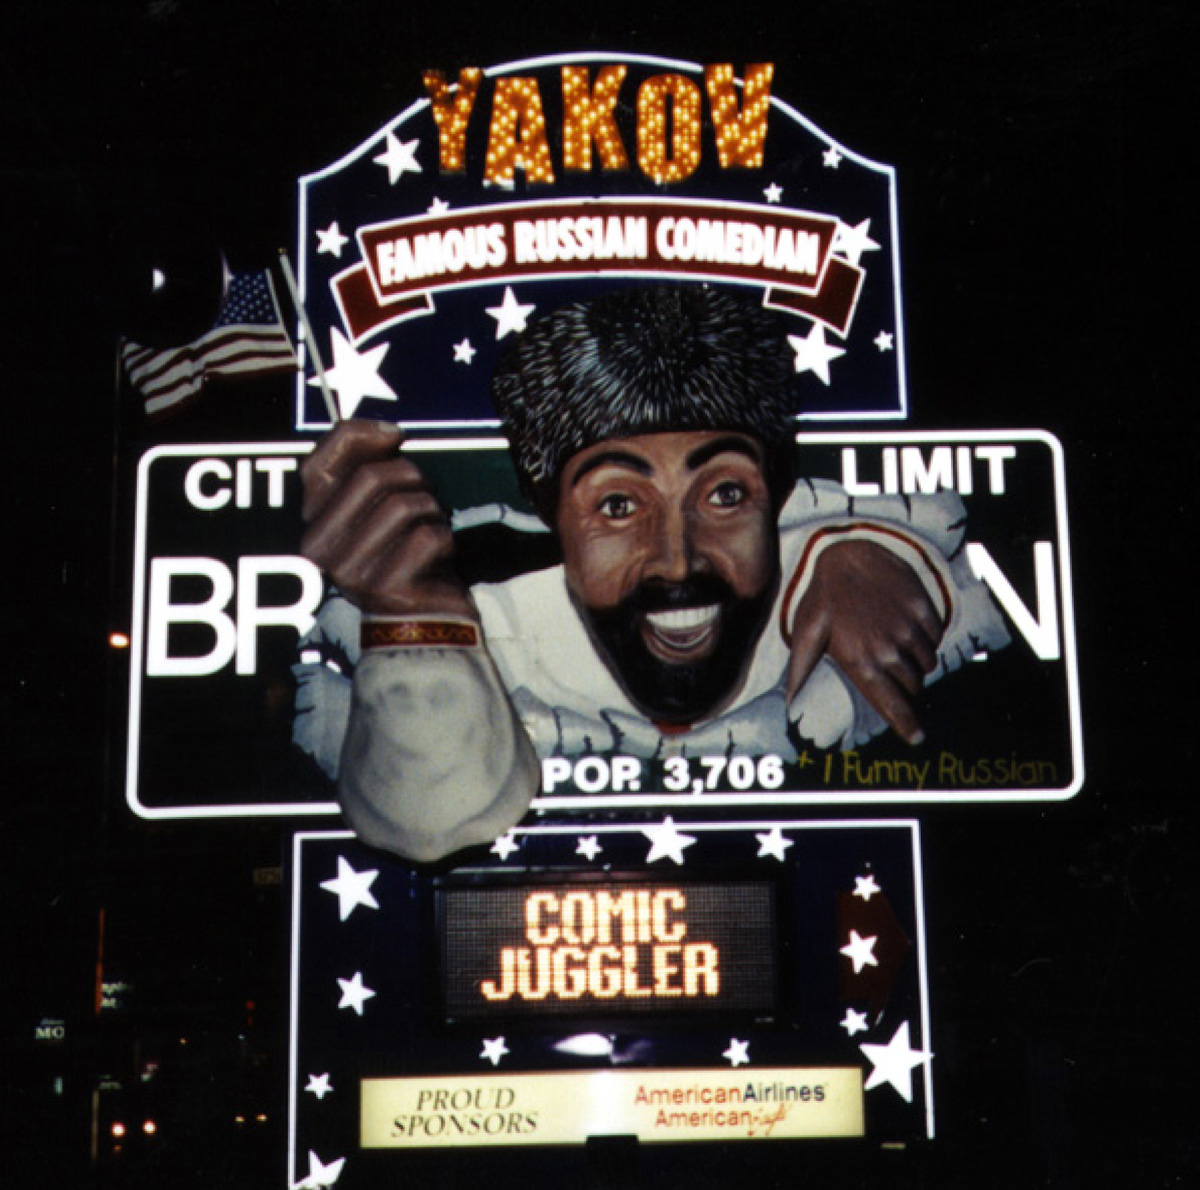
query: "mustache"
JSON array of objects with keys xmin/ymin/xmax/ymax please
[{"xmin": 620, "ymin": 574, "xmax": 736, "ymax": 615}]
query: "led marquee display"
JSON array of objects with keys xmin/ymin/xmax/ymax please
[{"xmin": 439, "ymin": 879, "xmax": 778, "ymax": 1020}]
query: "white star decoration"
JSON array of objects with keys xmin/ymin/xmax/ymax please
[
  {"xmin": 833, "ymin": 218, "xmax": 881, "ymax": 267},
  {"xmin": 309, "ymin": 328, "xmax": 397, "ymax": 419},
  {"xmin": 823, "ymin": 146, "xmax": 843, "ymax": 169},
  {"xmin": 763, "ymin": 182, "xmax": 783, "ymax": 204},
  {"xmin": 643, "ymin": 818, "xmax": 696, "ymax": 865},
  {"xmin": 427, "ymin": 197, "xmax": 450, "ymax": 214},
  {"xmin": 490, "ymin": 831, "xmax": 521, "ymax": 860},
  {"xmin": 874, "ymin": 331, "xmax": 895, "ymax": 352},
  {"xmin": 576, "ymin": 836, "xmax": 603, "ymax": 861},
  {"xmin": 789, "ymin": 323, "xmax": 846, "ymax": 385},
  {"xmin": 840, "ymin": 929, "xmax": 879, "ymax": 974},
  {"xmin": 315, "ymin": 221, "xmax": 349, "ymax": 258},
  {"xmin": 305, "ymin": 1073, "xmax": 333, "ymax": 1100},
  {"xmin": 320, "ymin": 857, "xmax": 379, "ymax": 921},
  {"xmin": 480, "ymin": 1037, "xmax": 509, "ymax": 1066},
  {"xmin": 452, "ymin": 337, "xmax": 476, "ymax": 365},
  {"xmin": 295, "ymin": 1150, "xmax": 345, "ymax": 1188},
  {"xmin": 755, "ymin": 826, "xmax": 794, "ymax": 862},
  {"xmin": 723, "ymin": 1038, "xmax": 750, "ymax": 1067},
  {"xmin": 373, "ymin": 132, "xmax": 421, "ymax": 184},
  {"xmin": 487, "ymin": 286, "xmax": 536, "ymax": 339},
  {"xmin": 860, "ymin": 1021, "xmax": 931, "ymax": 1103},
  {"xmin": 854, "ymin": 874, "xmax": 881, "ymax": 901},
  {"xmin": 336, "ymin": 972, "xmax": 376, "ymax": 1016},
  {"xmin": 840, "ymin": 1008, "xmax": 869, "ymax": 1037}
]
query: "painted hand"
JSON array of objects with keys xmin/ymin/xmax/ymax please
[
  {"xmin": 785, "ymin": 540, "xmax": 945, "ymax": 745},
  {"xmin": 300, "ymin": 419, "xmax": 476, "ymax": 620}
]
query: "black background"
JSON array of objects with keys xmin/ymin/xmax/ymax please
[{"xmin": 4, "ymin": 2, "xmax": 1196, "ymax": 1186}]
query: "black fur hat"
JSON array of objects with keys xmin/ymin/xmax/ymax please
[{"xmin": 490, "ymin": 286, "xmax": 799, "ymax": 521}]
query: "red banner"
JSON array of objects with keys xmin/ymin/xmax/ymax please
[{"xmin": 332, "ymin": 198, "xmax": 864, "ymax": 342}]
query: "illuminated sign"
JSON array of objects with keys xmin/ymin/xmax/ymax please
[
  {"xmin": 99, "ymin": 980, "xmax": 134, "ymax": 1012},
  {"xmin": 417, "ymin": 62, "xmax": 775, "ymax": 187},
  {"xmin": 124, "ymin": 442, "xmax": 333, "ymax": 820},
  {"xmin": 439, "ymin": 880, "xmax": 777, "ymax": 1019},
  {"xmin": 125, "ymin": 431, "xmax": 1078, "ymax": 818},
  {"xmin": 360, "ymin": 1067, "xmax": 864, "ymax": 1147},
  {"xmin": 121, "ymin": 54, "xmax": 1082, "ymax": 830},
  {"xmin": 346, "ymin": 197, "xmax": 858, "ymax": 335},
  {"xmin": 288, "ymin": 820, "xmax": 932, "ymax": 1178},
  {"xmin": 295, "ymin": 53, "xmax": 907, "ymax": 428},
  {"xmin": 35, "ymin": 1017, "xmax": 66, "ymax": 1043}
]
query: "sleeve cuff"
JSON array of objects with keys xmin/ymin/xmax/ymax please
[
  {"xmin": 360, "ymin": 617, "xmax": 481, "ymax": 650},
  {"xmin": 778, "ymin": 521, "xmax": 954, "ymax": 645}
]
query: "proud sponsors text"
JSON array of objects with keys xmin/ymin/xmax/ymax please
[{"xmin": 361, "ymin": 1068, "xmax": 864, "ymax": 1147}]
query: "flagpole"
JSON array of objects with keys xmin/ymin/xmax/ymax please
[{"xmin": 278, "ymin": 249, "xmax": 340, "ymax": 424}]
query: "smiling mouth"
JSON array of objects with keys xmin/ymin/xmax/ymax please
[{"xmin": 640, "ymin": 604, "xmax": 722, "ymax": 662}]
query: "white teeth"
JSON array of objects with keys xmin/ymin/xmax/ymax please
[{"xmin": 645, "ymin": 605, "xmax": 719, "ymax": 633}]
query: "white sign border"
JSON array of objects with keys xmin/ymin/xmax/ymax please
[{"xmin": 125, "ymin": 429, "xmax": 1080, "ymax": 820}]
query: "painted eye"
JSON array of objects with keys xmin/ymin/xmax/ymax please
[
  {"xmin": 598, "ymin": 493, "xmax": 636, "ymax": 519},
  {"xmin": 708, "ymin": 481, "xmax": 746, "ymax": 508}
]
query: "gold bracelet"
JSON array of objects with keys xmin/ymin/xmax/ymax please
[{"xmin": 360, "ymin": 619, "xmax": 480, "ymax": 650}]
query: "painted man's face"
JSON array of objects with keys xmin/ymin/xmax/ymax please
[{"xmin": 555, "ymin": 430, "xmax": 779, "ymax": 724}]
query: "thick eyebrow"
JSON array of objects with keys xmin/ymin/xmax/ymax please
[
  {"xmin": 685, "ymin": 435, "xmax": 763, "ymax": 471},
  {"xmin": 567, "ymin": 449, "xmax": 654, "ymax": 488}
]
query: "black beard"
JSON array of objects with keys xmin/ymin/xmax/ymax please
[{"xmin": 578, "ymin": 572, "xmax": 776, "ymax": 725}]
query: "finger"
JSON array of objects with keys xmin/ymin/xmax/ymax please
[
  {"xmin": 785, "ymin": 599, "xmax": 830, "ymax": 702},
  {"xmin": 880, "ymin": 601, "xmax": 943, "ymax": 676},
  {"xmin": 900, "ymin": 617, "xmax": 942, "ymax": 676},
  {"xmin": 300, "ymin": 419, "xmax": 404, "ymax": 522},
  {"xmin": 301, "ymin": 457, "xmax": 435, "ymax": 569},
  {"xmin": 866, "ymin": 573, "xmax": 944, "ymax": 675},
  {"xmin": 902, "ymin": 590, "xmax": 948, "ymax": 659},
  {"xmin": 365, "ymin": 523, "xmax": 475, "ymax": 617},
  {"xmin": 874, "ymin": 642, "xmax": 929, "ymax": 698},
  {"xmin": 336, "ymin": 501, "xmax": 451, "ymax": 599},
  {"xmin": 845, "ymin": 662, "xmax": 925, "ymax": 746}
]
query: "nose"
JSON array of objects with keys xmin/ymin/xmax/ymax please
[{"xmin": 643, "ymin": 505, "xmax": 696, "ymax": 585}]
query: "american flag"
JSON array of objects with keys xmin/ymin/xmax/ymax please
[{"xmin": 121, "ymin": 269, "xmax": 298, "ymax": 417}]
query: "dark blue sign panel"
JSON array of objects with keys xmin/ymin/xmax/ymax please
[
  {"xmin": 288, "ymin": 821, "xmax": 932, "ymax": 1181},
  {"xmin": 294, "ymin": 53, "xmax": 908, "ymax": 429}
]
